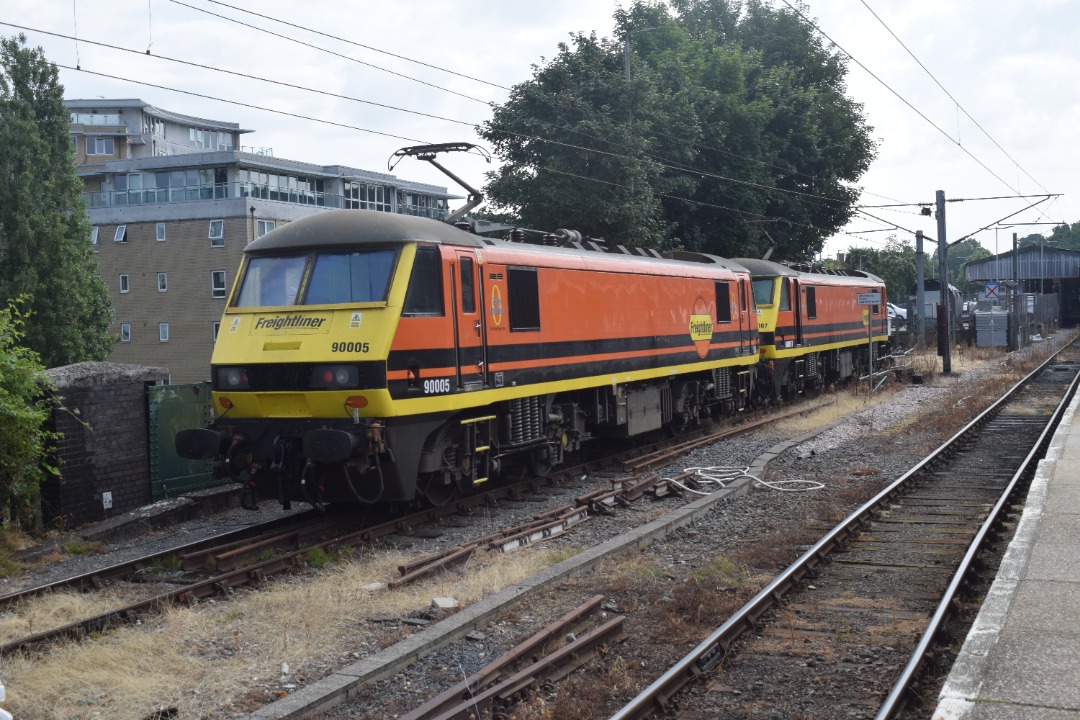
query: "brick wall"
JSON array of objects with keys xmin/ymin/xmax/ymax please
[{"xmin": 41, "ymin": 363, "xmax": 168, "ymax": 528}]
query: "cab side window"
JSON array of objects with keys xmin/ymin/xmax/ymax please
[
  {"xmin": 508, "ymin": 267, "xmax": 540, "ymax": 331},
  {"xmin": 402, "ymin": 246, "xmax": 444, "ymax": 316},
  {"xmin": 715, "ymin": 281, "xmax": 732, "ymax": 322}
]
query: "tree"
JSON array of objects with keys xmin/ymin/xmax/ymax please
[
  {"xmin": 843, "ymin": 237, "xmax": 916, "ymax": 305},
  {"xmin": 0, "ymin": 35, "xmax": 113, "ymax": 367},
  {"xmin": 0, "ymin": 301, "xmax": 56, "ymax": 529},
  {"xmin": 481, "ymin": 31, "xmax": 687, "ymax": 249},
  {"xmin": 479, "ymin": 0, "xmax": 875, "ymax": 260},
  {"xmin": 1018, "ymin": 222, "xmax": 1080, "ymax": 252},
  {"xmin": 947, "ymin": 238, "xmax": 992, "ymax": 297}
]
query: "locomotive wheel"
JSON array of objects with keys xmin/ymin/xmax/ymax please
[
  {"xmin": 666, "ymin": 384, "xmax": 694, "ymax": 437},
  {"xmin": 529, "ymin": 448, "xmax": 554, "ymax": 477},
  {"xmin": 240, "ymin": 486, "xmax": 259, "ymax": 511},
  {"xmin": 419, "ymin": 471, "xmax": 457, "ymax": 507}
]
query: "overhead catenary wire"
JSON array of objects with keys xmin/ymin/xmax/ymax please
[
  {"xmin": 180, "ymin": 0, "xmax": 842, "ymax": 191},
  {"xmin": 166, "ymin": 0, "xmax": 501, "ymax": 107},
  {"xmin": 857, "ymin": 0, "xmax": 1055, "ymax": 204},
  {"xmin": 776, "ymin": 0, "xmax": 1023, "ymax": 196},
  {"xmin": 53, "ymin": 1, "xmax": 953, "ymax": 235},
  {"xmin": 19, "ymin": 8, "xmax": 1062, "ymax": 250},
  {"xmin": 8, "ymin": 21, "xmax": 855, "ymax": 215}
]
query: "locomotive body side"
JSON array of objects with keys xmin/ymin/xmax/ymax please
[
  {"xmin": 738, "ymin": 258, "xmax": 889, "ymax": 398},
  {"xmin": 178, "ymin": 211, "xmax": 761, "ymax": 509}
]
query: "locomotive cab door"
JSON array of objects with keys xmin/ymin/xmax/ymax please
[
  {"xmin": 738, "ymin": 279, "xmax": 752, "ymax": 354},
  {"xmin": 452, "ymin": 250, "xmax": 488, "ymax": 390},
  {"xmin": 792, "ymin": 278, "xmax": 804, "ymax": 346}
]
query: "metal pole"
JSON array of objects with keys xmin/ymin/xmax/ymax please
[
  {"xmin": 1041, "ymin": 238, "xmax": 1045, "ymax": 295},
  {"xmin": 936, "ymin": 190, "xmax": 951, "ymax": 374},
  {"xmin": 1012, "ymin": 232, "xmax": 1019, "ymax": 350},
  {"xmin": 916, "ymin": 230, "xmax": 926, "ymax": 350}
]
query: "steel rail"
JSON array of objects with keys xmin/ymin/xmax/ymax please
[
  {"xmin": 608, "ymin": 344, "xmax": 1075, "ymax": 720},
  {"xmin": 875, "ymin": 362, "xmax": 1080, "ymax": 719},
  {"xmin": 430, "ymin": 615, "xmax": 627, "ymax": 720},
  {"xmin": 397, "ymin": 595, "xmax": 606, "ymax": 720},
  {"xmin": 0, "ymin": 509, "xmax": 322, "ymax": 609}
]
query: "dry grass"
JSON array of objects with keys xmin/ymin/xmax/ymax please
[
  {"xmin": 1, "ymin": 546, "xmax": 561, "ymax": 720},
  {"xmin": 0, "ymin": 528, "xmax": 34, "ymax": 578}
]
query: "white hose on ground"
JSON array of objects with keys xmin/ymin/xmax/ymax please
[{"xmin": 670, "ymin": 466, "xmax": 825, "ymax": 493}]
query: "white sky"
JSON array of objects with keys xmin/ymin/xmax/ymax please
[{"xmin": 8, "ymin": 0, "xmax": 1078, "ymax": 260}]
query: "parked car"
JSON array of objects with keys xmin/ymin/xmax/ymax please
[{"xmin": 888, "ymin": 302, "xmax": 908, "ymax": 320}]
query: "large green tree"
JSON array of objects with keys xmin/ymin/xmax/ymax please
[
  {"xmin": 0, "ymin": 35, "xmax": 113, "ymax": 367},
  {"xmin": 479, "ymin": 0, "xmax": 875, "ymax": 260}
]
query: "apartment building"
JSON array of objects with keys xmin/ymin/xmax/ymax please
[{"xmin": 68, "ymin": 98, "xmax": 453, "ymax": 383}]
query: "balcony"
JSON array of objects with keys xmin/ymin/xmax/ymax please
[
  {"xmin": 83, "ymin": 182, "xmax": 448, "ymax": 219},
  {"xmin": 70, "ymin": 113, "xmax": 124, "ymax": 126}
]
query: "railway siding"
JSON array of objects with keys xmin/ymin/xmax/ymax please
[{"xmin": 243, "ymin": 469, "xmax": 762, "ymax": 719}]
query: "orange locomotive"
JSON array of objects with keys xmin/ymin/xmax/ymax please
[
  {"xmin": 736, "ymin": 258, "xmax": 890, "ymax": 399},
  {"xmin": 177, "ymin": 210, "xmax": 761, "ymax": 508}
]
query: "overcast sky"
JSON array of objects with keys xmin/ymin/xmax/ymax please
[{"xmin": 8, "ymin": 0, "xmax": 1077, "ymax": 260}]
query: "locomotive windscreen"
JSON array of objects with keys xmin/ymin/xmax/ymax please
[
  {"xmin": 305, "ymin": 249, "xmax": 396, "ymax": 304},
  {"xmin": 751, "ymin": 278, "xmax": 775, "ymax": 306},
  {"xmin": 233, "ymin": 248, "xmax": 398, "ymax": 307},
  {"xmin": 235, "ymin": 255, "xmax": 307, "ymax": 306}
]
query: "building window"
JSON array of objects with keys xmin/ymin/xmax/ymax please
[
  {"xmin": 120, "ymin": 323, "xmax": 131, "ymax": 343},
  {"xmin": 212, "ymin": 270, "xmax": 227, "ymax": 298},
  {"xmin": 119, "ymin": 274, "xmax": 129, "ymax": 293},
  {"xmin": 157, "ymin": 272, "xmax": 168, "ymax": 292},
  {"xmin": 209, "ymin": 219, "xmax": 224, "ymax": 246},
  {"xmin": 159, "ymin": 323, "xmax": 169, "ymax": 342},
  {"xmin": 212, "ymin": 321, "xmax": 220, "ymax": 342},
  {"xmin": 344, "ymin": 181, "xmax": 391, "ymax": 211},
  {"xmin": 156, "ymin": 223, "xmax": 166, "ymax": 241},
  {"xmin": 71, "ymin": 135, "xmax": 77, "ymax": 153},
  {"xmin": 114, "ymin": 225, "xmax": 127, "ymax": 242},
  {"xmin": 257, "ymin": 219, "xmax": 275, "ymax": 238},
  {"xmin": 400, "ymin": 192, "xmax": 448, "ymax": 219},
  {"xmin": 87, "ymin": 137, "xmax": 115, "ymax": 155},
  {"xmin": 90, "ymin": 226, "xmax": 99, "ymax": 245}
]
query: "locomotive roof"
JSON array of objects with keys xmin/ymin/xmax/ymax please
[
  {"xmin": 246, "ymin": 211, "xmax": 751, "ymax": 275},
  {"xmin": 735, "ymin": 258, "xmax": 884, "ymax": 285},
  {"xmin": 245, "ymin": 209, "xmax": 486, "ymax": 253}
]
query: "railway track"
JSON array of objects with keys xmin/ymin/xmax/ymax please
[
  {"xmin": 608, "ymin": 345, "xmax": 1080, "ymax": 720},
  {"xmin": 0, "ymin": 392, "xmax": 835, "ymax": 659}
]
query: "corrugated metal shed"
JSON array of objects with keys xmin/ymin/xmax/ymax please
[{"xmin": 965, "ymin": 246, "xmax": 1080, "ymax": 282}]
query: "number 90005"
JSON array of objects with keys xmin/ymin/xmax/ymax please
[
  {"xmin": 331, "ymin": 341, "xmax": 369, "ymax": 353},
  {"xmin": 423, "ymin": 378, "xmax": 451, "ymax": 394}
]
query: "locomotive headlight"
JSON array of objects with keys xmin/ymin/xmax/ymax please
[
  {"xmin": 217, "ymin": 367, "xmax": 250, "ymax": 389},
  {"xmin": 310, "ymin": 364, "xmax": 360, "ymax": 389}
]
